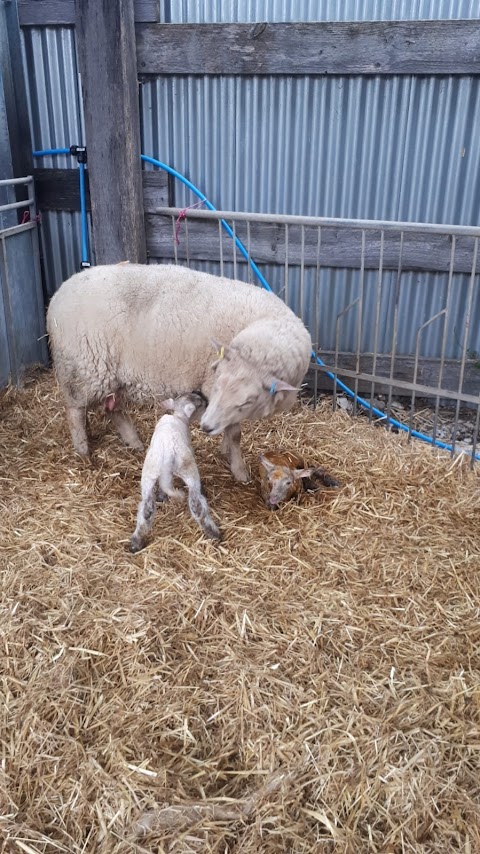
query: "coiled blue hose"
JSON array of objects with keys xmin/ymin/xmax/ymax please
[{"xmin": 32, "ymin": 147, "xmax": 478, "ymax": 460}]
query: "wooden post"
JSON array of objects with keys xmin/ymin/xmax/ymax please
[{"xmin": 76, "ymin": 0, "xmax": 146, "ymax": 265}]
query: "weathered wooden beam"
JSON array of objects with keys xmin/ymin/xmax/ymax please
[
  {"xmin": 76, "ymin": 0, "xmax": 146, "ymax": 264},
  {"xmin": 18, "ymin": 0, "xmax": 160, "ymax": 26},
  {"xmin": 33, "ymin": 168, "xmax": 168, "ymax": 213},
  {"xmin": 145, "ymin": 215, "xmax": 480, "ymax": 275},
  {"xmin": 306, "ymin": 353, "xmax": 480, "ymax": 403},
  {"xmin": 33, "ymin": 168, "xmax": 90, "ymax": 211},
  {"xmin": 142, "ymin": 170, "xmax": 171, "ymax": 211},
  {"xmin": 136, "ymin": 20, "xmax": 480, "ymax": 76}
]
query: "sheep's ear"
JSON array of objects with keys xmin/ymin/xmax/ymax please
[
  {"xmin": 259, "ymin": 454, "xmax": 276, "ymax": 472},
  {"xmin": 267, "ymin": 378, "xmax": 300, "ymax": 395},
  {"xmin": 161, "ymin": 398, "xmax": 175, "ymax": 410},
  {"xmin": 211, "ymin": 340, "xmax": 234, "ymax": 367},
  {"xmin": 294, "ymin": 467, "xmax": 315, "ymax": 480},
  {"xmin": 184, "ymin": 402, "xmax": 197, "ymax": 419}
]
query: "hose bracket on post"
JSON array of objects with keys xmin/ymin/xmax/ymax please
[{"xmin": 70, "ymin": 145, "xmax": 87, "ymax": 165}]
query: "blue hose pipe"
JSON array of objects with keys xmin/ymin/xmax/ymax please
[
  {"xmin": 78, "ymin": 161, "xmax": 90, "ymax": 266},
  {"xmin": 32, "ymin": 147, "xmax": 90, "ymax": 267},
  {"xmin": 33, "ymin": 148, "xmax": 71, "ymax": 157}
]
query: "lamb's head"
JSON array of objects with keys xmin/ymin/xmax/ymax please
[
  {"xmin": 259, "ymin": 455, "xmax": 315, "ymax": 509},
  {"xmin": 162, "ymin": 392, "xmax": 207, "ymax": 423},
  {"xmin": 200, "ymin": 342, "xmax": 298, "ymax": 436}
]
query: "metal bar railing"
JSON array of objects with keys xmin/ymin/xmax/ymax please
[{"xmin": 153, "ymin": 206, "xmax": 480, "ymax": 240}]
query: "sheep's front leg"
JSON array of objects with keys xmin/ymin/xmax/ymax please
[
  {"xmin": 220, "ymin": 424, "xmax": 250, "ymax": 483},
  {"xmin": 66, "ymin": 404, "xmax": 89, "ymax": 457},
  {"xmin": 130, "ymin": 478, "xmax": 157, "ymax": 553},
  {"xmin": 182, "ymin": 469, "xmax": 222, "ymax": 540}
]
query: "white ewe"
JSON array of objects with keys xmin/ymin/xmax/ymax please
[{"xmin": 47, "ymin": 263, "xmax": 312, "ymax": 482}]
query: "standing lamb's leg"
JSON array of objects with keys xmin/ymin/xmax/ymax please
[
  {"xmin": 220, "ymin": 424, "xmax": 249, "ymax": 483},
  {"xmin": 130, "ymin": 477, "xmax": 158, "ymax": 553},
  {"xmin": 66, "ymin": 404, "xmax": 89, "ymax": 457},
  {"xmin": 182, "ymin": 468, "xmax": 221, "ymax": 540}
]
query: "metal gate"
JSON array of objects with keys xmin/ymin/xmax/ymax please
[
  {"xmin": 153, "ymin": 205, "xmax": 480, "ymax": 462},
  {"xmin": 0, "ymin": 176, "xmax": 48, "ymax": 388}
]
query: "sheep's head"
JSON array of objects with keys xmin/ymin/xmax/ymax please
[{"xmin": 200, "ymin": 342, "xmax": 299, "ymax": 436}]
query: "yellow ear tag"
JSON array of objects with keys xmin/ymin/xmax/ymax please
[{"xmin": 217, "ymin": 346, "xmax": 225, "ymax": 360}]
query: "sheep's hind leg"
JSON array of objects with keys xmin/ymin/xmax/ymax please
[
  {"xmin": 108, "ymin": 408, "xmax": 144, "ymax": 451},
  {"xmin": 104, "ymin": 390, "xmax": 143, "ymax": 450},
  {"xmin": 220, "ymin": 424, "xmax": 249, "ymax": 483},
  {"xmin": 130, "ymin": 479, "xmax": 157, "ymax": 553},
  {"xmin": 66, "ymin": 404, "xmax": 89, "ymax": 457}
]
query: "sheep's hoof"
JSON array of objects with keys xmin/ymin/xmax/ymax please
[
  {"xmin": 74, "ymin": 443, "xmax": 90, "ymax": 458},
  {"xmin": 231, "ymin": 463, "xmax": 250, "ymax": 483}
]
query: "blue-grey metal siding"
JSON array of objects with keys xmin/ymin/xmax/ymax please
[
  {"xmin": 21, "ymin": 25, "xmax": 88, "ymax": 295},
  {"xmin": 19, "ymin": 1, "xmax": 480, "ymax": 361}
]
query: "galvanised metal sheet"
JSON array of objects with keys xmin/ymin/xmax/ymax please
[
  {"xmin": 20, "ymin": 2, "xmax": 480, "ymax": 367},
  {"xmin": 20, "ymin": 26, "xmax": 89, "ymax": 295},
  {"xmin": 159, "ymin": 0, "xmax": 480, "ymax": 22}
]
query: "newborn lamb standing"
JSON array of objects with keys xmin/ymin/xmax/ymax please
[{"xmin": 130, "ymin": 393, "xmax": 221, "ymax": 552}]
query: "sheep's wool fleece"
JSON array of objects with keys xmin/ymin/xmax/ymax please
[{"xmin": 46, "ymin": 264, "xmax": 312, "ymax": 403}]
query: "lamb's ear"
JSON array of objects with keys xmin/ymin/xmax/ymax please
[
  {"xmin": 161, "ymin": 398, "xmax": 175, "ymax": 411},
  {"xmin": 259, "ymin": 454, "xmax": 276, "ymax": 472},
  {"xmin": 267, "ymin": 378, "xmax": 300, "ymax": 395},
  {"xmin": 184, "ymin": 402, "xmax": 197, "ymax": 419},
  {"xmin": 294, "ymin": 467, "xmax": 315, "ymax": 480}
]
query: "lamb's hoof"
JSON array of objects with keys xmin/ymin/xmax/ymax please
[
  {"xmin": 320, "ymin": 474, "xmax": 340, "ymax": 488},
  {"xmin": 205, "ymin": 524, "xmax": 222, "ymax": 541},
  {"xmin": 129, "ymin": 537, "xmax": 145, "ymax": 553},
  {"xmin": 127, "ymin": 439, "xmax": 144, "ymax": 452}
]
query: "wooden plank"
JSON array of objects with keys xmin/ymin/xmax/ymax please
[
  {"xmin": 305, "ymin": 353, "xmax": 480, "ymax": 402},
  {"xmin": 33, "ymin": 167, "xmax": 90, "ymax": 211},
  {"xmin": 18, "ymin": 0, "xmax": 159, "ymax": 26},
  {"xmin": 136, "ymin": 20, "xmax": 480, "ymax": 76},
  {"xmin": 76, "ymin": 0, "xmax": 147, "ymax": 264},
  {"xmin": 142, "ymin": 170, "xmax": 170, "ymax": 210},
  {"xmin": 145, "ymin": 215, "xmax": 480, "ymax": 275},
  {"xmin": 34, "ymin": 168, "xmax": 168, "ymax": 212}
]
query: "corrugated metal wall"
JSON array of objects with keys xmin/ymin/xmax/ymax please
[
  {"xmin": 20, "ymin": 1, "xmax": 480, "ymax": 359},
  {"xmin": 21, "ymin": 26, "xmax": 87, "ymax": 293}
]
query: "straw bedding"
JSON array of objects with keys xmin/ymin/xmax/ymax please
[{"xmin": 1, "ymin": 369, "xmax": 479, "ymax": 853}]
